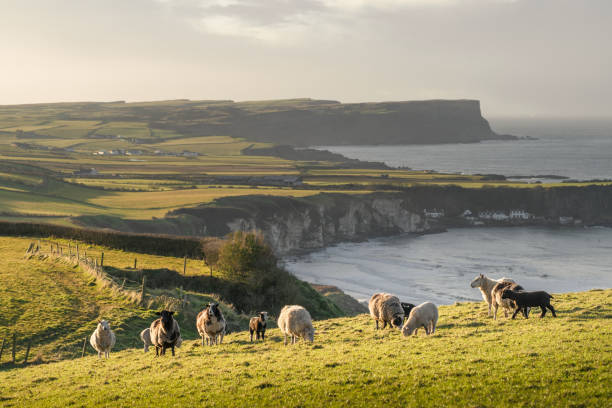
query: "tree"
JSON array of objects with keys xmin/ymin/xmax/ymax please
[
  {"xmin": 201, "ymin": 237, "xmax": 223, "ymax": 277},
  {"xmin": 217, "ymin": 231, "xmax": 276, "ymax": 282}
]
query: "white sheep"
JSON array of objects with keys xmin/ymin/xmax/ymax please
[
  {"xmin": 277, "ymin": 305, "xmax": 315, "ymax": 345},
  {"xmin": 401, "ymin": 302, "xmax": 438, "ymax": 337},
  {"xmin": 141, "ymin": 327, "xmax": 182, "ymax": 352},
  {"xmin": 90, "ymin": 320, "xmax": 116, "ymax": 359},
  {"xmin": 368, "ymin": 293, "xmax": 404, "ymax": 329}
]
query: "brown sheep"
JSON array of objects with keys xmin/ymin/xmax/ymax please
[
  {"xmin": 149, "ymin": 310, "xmax": 180, "ymax": 357},
  {"xmin": 249, "ymin": 312, "xmax": 267, "ymax": 342},
  {"xmin": 369, "ymin": 293, "xmax": 404, "ymax": 329}
]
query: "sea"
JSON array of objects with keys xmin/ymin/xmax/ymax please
[{"xmin": 285, "ymin": 118, "xmax": 612, "ymax": 304}]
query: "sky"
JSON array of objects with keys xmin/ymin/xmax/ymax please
[{"xmin": 0, "ymin": 0, "xmax": 610, "ymax": 118}]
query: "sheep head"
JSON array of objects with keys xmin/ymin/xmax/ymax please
[
  {"xmin": 98, "ymin": 320, "xmax": 110, "ymax": 331},
  {"xmin": 304, "ymin": 327, "xmax": 315, "ymax": 343},
  {"xmin": 392, "ymin": 315, "xmax": 404, "ymax": 329},
  {"xmin": 470, "ymin": 274, "xmax": 485, "ymax": 288},
  {"xmin": 156, "ymin": 310, "xmax": 175, "ymax": 331}
]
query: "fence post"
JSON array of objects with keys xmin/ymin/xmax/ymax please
[
  {"xmin": 183, "ymin": 256, "xmax": 187, "ymax": 276},
  {"xmin": 77, "ymin": 244, "xmax": 80, "ymax": 260},
  {"xmin": 81, "ymin": 336, "xmax": 87, "ymax": 358},
  {"xmin": 100, "ymin": 252, "xmax": 104, "ymax": 268},
  {"xmin": 24, "ymin": 341, "xmax": 31, "ymax": 364},
  {"xmin": 134, "ymin": 257, "xmax": 137, "ymax": 269},
  {"xmin": 68, "ymin": 243, "xmax": 72, "ymax": 257},
  {"xmin": 140, "ymin": 276, "xmax": 146, "ymax": 305},
  {"xmin": 0, "ymin": 338, "xmax": 5, "ymax": 362},
  {"xmin": 11, "ymin": 333, "xmax": 16, "ymax": 364}
]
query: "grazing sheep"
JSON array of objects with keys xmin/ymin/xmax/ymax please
[
  {"xmin": 90, "ymin": 320, "xmax": 116, "ymax": 359},
  {"xmin": 501, "ymin": 289, "xmax": 557, "ymax": 319},
  {"xmin": 249, "ymin": 312, "xmax": 267, "ymax": 342},
  {"xmin": 368, "ymin": 293, "xmax": 404, "ymax": 329},
  {"xmin": 470, "ymin": 274, "xmax": 515, "ymax": 317},
  {"xmin": 278, "ymin": 305, "xmax": 315, "ymax": 345},
  {"xmin": 401, "ymin": 302, "xmax": 416, "ymax": 323},
  {"xmin": 150, "ymin": 310, "xmax": 181, "ymax": 356},
  {"xmin": 491, "ymin": 281, "xmax": 526, "ymax": 319},
  {"xmin": 402, "ymin": 302, "xmax": 438, "ymax": 337},
  {"xmin": 196, "ymin": 302, "xmax": 226, "ymax": 346},
  {"xmin": 141, "ymin": 327, "xmax": 182, "ymax": 352}
]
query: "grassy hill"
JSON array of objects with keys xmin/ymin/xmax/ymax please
[{"xmin": 0, "ymin": 288, "xmax": 609, "ymax": 407}]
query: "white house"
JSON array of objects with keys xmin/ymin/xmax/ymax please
[
  {"xmin": 510, "ymin": 209, "xmax": 531, "ymax": 220},
  {"xmin": 424, "ymin": 208, "xmax": 445, "ymax": 218}
]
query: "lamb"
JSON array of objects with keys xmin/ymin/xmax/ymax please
[
  {"xmin": 470, "ymin": 274, "xmax": 515, "ymax": 317},
  {"xmin": 249, "ymin": 312, "xmax": 267, "ymax": 342},
  {"xmin": 491, "ymin": 281, "xmax": 526, "ymax": 319},
  {"xmin": 402, "ymin": 302, "xmax": 438, "ymax": 337},
  {"xmin": 368, "ymin": 293, "xmax": 404, "ymax": 329},
  {"xmin": 150, "ymin": 310, "xmax": 181, "ymax": 356},
  {"xmin": 401, "ymin": 302, "xmax": 416, "ymax": 323},
  {"xmin": 140, "ymin": 327, "xmax": 182, "ymax": 352},
  {"xmin": 196, "ymin": 302, "xmax": 226, "ymax": 346},
  {"xmin": 501, "ymin": 289, "xmax": 557, "ymax": 319},
  {"xmin": 277, "ymin": 305, "xmax": 315, "ymax": 345},
  {"xmin": 90, "ymin": 320, "xmax": 116, "ymax": 359}
]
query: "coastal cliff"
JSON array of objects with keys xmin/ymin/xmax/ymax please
[
  {"xmin": 74, "ymin": 185, "xmax": 612, "ymax": 255},
  {"xmin": 211, "ymin": 99, "xmax": 510, "ymax": 146}
]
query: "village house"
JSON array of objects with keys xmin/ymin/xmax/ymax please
[
  {"xmin": 424, "ymin": 208, "xmax": 445, "ymax": 218},
  {"xmin": 510, "ymin": 209, "xmax": 531, "ymax": 220}
]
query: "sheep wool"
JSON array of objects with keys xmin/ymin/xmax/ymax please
[
  {"xmin": 369, "ymin": 293, "xmax": 404, "ymax": 329},
  {"xmin": 90, "ymin": 320, "xmax": 116, "ymax": 359},
  {"xmin": 402, "ymin": 302, "xmax": 439, "ymax": 337},
  {"xmin": 278, "ymin": 305, "xmax": 315, "ymax": 345}
]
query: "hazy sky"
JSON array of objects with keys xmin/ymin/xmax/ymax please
[{"xmin": 1, "ymin": 0, "xmax": 610, "ymax": 117}]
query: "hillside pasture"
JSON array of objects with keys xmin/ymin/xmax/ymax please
[{"xmin": 0, "ymin": 287, "xmax": 609, "ymax": 407}]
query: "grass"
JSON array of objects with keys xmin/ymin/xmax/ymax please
[
  {"xmin": 0, "ymin": 286, "xmax": 609, "ymax": 407},
  {"xmin": 0, "ymin": 237, "xmax": 250, "ymax": 363}
]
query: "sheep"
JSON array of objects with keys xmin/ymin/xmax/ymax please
[
  {"xmin": 402, "ymin": 302, "xmax": 438, "ymax": 337},
  {"xmin": 249, "ymin": 312, "xmax": 267, "ymax": 342},
  {"xmin": 90, "ymin": 320, "xmax": 116, "ymax": 359},
  {"xmin": 277, "ymin": 305, "xmax": 315, "ymax": 345},
  {"xmin": 501, "ymin": 289, "xmax": 557, "ymax": 319},
  {"xmin": 470, "ymin": 274, "xmax": 515, "ymax": 317},
  {"xmin": 150, "ymin": 310, "xmax": 181, "ymax": 356},
  {"xmin": 491, "ymin": 281, "xmax": 526, "ymax": 320},
  {"xmin": 401, "ymin": 302, "xmax": 416, "ymax": 323},
  {"xmin": 141, "ymin": 327, "xmax": 182, "ymax": 352},
  {"xmin": 196, "ymin": 302, "xmax": 226, "ymax": 346},
  {"xmin": 368, "ymin": 293, "xmax": 404, "ymax": 330}
]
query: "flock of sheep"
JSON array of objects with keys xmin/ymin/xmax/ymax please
[{"xmin": 89, "ymin": 273, "xmax": 557, "ymax": 359}]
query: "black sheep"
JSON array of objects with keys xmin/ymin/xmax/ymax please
[
  {"xmin": 249, "ymin": 312, "xmax": 267, "ymax": 342},
  {"xmin": 401, "ymin": 302, "xmax": 416, "ymax": 323},
  {"xmin": 501, "ymin": 289, "xmax": 557, "ymax": 319}
]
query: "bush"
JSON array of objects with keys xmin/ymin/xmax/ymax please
[{"xmin": 217, "ymin": 231, "xmax": 276, "ymax": 282}]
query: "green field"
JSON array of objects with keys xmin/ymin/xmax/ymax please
[{"xmin": 0, "ymin": 277, "xmax": 609, "ymax": 406}]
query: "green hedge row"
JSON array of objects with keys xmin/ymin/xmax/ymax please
[{"xmin": 0, "ymin": 221, "xmax": 204, "ymax": 258}]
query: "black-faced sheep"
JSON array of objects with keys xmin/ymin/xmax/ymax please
[
  {"xmin": 249, "ymin": 312, "xmax": 267, "ymax": 342},
  {"xmin": 401, "ymin": 302, "xmax": 416, "ymax": 323},
  {"xmin": 278, "ymin": 305, "xmax": 315, "ymax": 345},
  {"xmin": 470, "ymin": 274, "xmax": 515, "ymax": 317},
  {"xmin": 90, "ymin": 320, "xmax": 116, "ymax": 359},
  {"xmin": 491, "ymin": 281, "xmax": 526, "ymax": 320},
  {"xmin": 368, "ymin": 293, "xmax": 404, "ymax": 329},
  {"xmin": 402, "ymin": 302, "xmax": 438, "ymax": 337},
  {"xmin": 150, "ymin": 310, "xmax": 181, "ymax": 356},
  {"xmin": 196, "ymin": 302, "xmax": 226, "ymax": 346},
  {"xmin": 501, "ymin": 289, "xmax": 557, "ymax": 319},
  {"xmin": 141, "ymin": 327, "xmax": 182, "ymax": 352}
]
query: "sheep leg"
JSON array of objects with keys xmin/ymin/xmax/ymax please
[
  {"xmin": 375, "ymin": 320, "xmax": 379, "ymax": 330},
  {"xmin": 161, "ymin": 345, "xmax": 166, "ymax": 356},
  {"xmin": 431, "ymin": 320, "xmax": 436, "ymax": 334},
  {"xmin": 511, "ymin": 308, "xmax": 520, "ymax": 319},
  {"xmin": 493, "ymin": 303, "xmax": 498, "ymax": 320},
  {"xmin": 155, "ymin": 346, "xmax": 159, "ymax": 357},
  {"xmin": 250, "ymin": 330, "xmax": 254, "ymax": 342},
  {"xmin": 381, "ymin": 321, "xmax": 387, "ymax": 330},
  {"xmin": 219, "ymin": 332, "xmax": 224, "ymax": 344},
  {"xmin": 548, "ymin": 304, "xmax": 557, "ymax": 317},
  {"xmin": 414, "ymin": 327, "xmax": 419, "ymax": 336},
  {"xmin": 261, "ymin": 330, "xmax": 265, "ymax": 341},
  {"xmin": 540, "ymin": 306, "xmax": 547, "ymax": 318},
  {"xmin": 424, "ymin": 324, "xmax": 429, "ymax": 335},
  {"xmin": 522, "ymin": 308, "xmax": 529, "ymax": 319},
  {"xmin": 201, "ymin": 336, "xmax": 205, "ymax": 347},
  {"xmin": 171, "ymin": 346, "xmax": 175, "ymax": 357}
]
